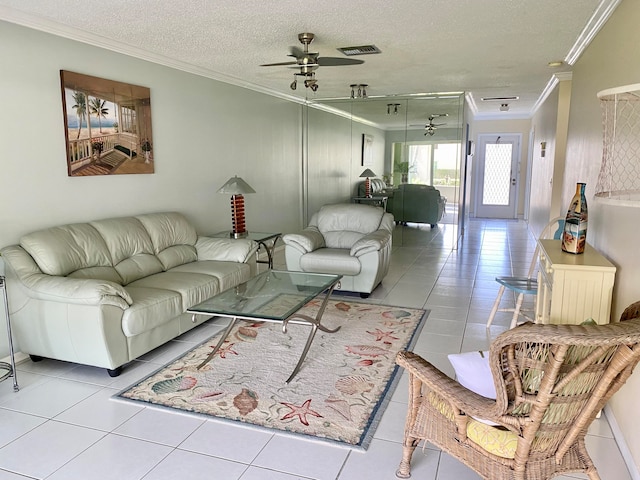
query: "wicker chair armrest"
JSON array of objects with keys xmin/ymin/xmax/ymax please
[{"xmin": 397, "ymin": 351, "xmax": 505, "ymax": 421}]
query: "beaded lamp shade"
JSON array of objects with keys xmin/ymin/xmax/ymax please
[{"xmin": 217, "ymin": 176, "xmax": 256, "ymax": 238}]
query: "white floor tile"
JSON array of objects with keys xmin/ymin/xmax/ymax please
[
  {"xmin": 239, "ymin": 466, "xmax": 312, "ymax": 480},
  {"xmin": 143, "ymin": 448, "xmax": 247, "ymax": 480},
  {"xmin": 47, "ymin": 434, "xmax": 172, "ymax": 480},
  {"xmin": 179, "ymin": 420, "xmax": 273, "ymax": 464},
  {"xmin": 0, "ymin": 408, "xmax": 47, "ymax": 448},
  {"xmin": 54, "ymin": 387, "xmax": 142, "ymax": 431},
  {"xmin": 339, "ymin": 438, "xmax": 439, "ymax": 480},
  {"xmin": 114, "ymin": 407, "xmax": 206, "ymax": 447},
  {"xmin": 585, "ymin": 434, "xmax": 632, "ymax": 480},
  {"xmin": 0, "ymin": 377, "xmax": 101, "ymax": 418},
  {"xmin": 436, "ymin": 452, "xmax": 482, "ymax": 479},
  {"xmin": 252, "ymin": 434, "xmax": 349, "ymax": 480},
  {"xmin": 372, "ymin": 400, "xmax": 409, "ymax": 444},
  {"xmin": 0, "ymin": 420, "xmax": 105, "ymax": 478}
]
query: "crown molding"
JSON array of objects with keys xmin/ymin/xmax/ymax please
[{"xmin": 565, "ymin": 0, "xmax": 621, "ymax": 65}]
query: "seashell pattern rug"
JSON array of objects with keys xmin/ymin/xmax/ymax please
[{"xmin": 115, "ymin": 299, "xmax": 427, "ymax": 449}]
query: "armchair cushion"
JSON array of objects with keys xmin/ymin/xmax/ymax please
[{"xmin": 300, "ymin": 248, "xmax": 361, "ymax": 275}]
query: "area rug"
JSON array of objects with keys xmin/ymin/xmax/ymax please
[{"xmin": 115, "ymin": 299, "xmax": 427, "ymax": 449}]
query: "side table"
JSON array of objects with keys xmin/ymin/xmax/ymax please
[
  {"xmin": 352, "ymin": 196, "xmax": 388, "ymax": 210},
  {"xmin": 212, "ymin": 231, "xmax": 282, "ymax": 269},
  {"xmin": 0, "ymin": 275, "xmax": 19, "ymax": 392}
]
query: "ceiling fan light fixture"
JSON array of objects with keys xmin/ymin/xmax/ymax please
[
  {"xmin": 350, "ymin": 83, "xmax": 368, "ymax": 99},
  {"xmin": 500, "ymin": 103, "xmax": 510, "ymax": 111}
]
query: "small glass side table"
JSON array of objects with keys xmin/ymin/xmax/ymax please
[
  {"xmin": 352, "ymin": 196, "xmax": 388, "ymax": 210},
  {"xmin": 212, "ymin": 231, "xmax": 282, "ymax": 269},
  {"xmin": 1, "ymin": 276, "xmax": 19, "ymax": 392}
]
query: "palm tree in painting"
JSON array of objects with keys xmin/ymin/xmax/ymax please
[
  {"xmin": 71, "ymin": 91, "xmax": 87, "ymax": 140},
  {"xmin": 89, "ymin": 97, "xmax": 109, "ymax": 133}
]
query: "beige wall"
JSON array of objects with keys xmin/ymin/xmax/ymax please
[{"xmin": 561, "ymin": 0, "xmax": 640, "ymax": 471}]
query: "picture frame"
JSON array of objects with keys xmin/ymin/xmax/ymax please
[
  {"xmin": 361, "ymin": 134, "xmax": 374, "ymax": 166},
  {"xmin": 60, "ymin": 70, "xmax": 154, "ymax": 176}
]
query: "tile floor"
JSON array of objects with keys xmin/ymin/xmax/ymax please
[{"xmin": 0, "ymin": 218, "xmax": 632, "ymax": 480}]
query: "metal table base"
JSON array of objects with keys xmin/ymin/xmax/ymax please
[
  {"xmin": 1, "ymin": 276, "xmax": 19, "ymax": 392},
  {"xmin": 193, "ymin": 282, "xmax": 340, "ymax": 383}
]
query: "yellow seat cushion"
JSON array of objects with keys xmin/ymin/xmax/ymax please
[
  {"xmin": 427, "ymin": 391, "xmax": 518, "ymax": 459},
  {"xmin": 466, "ymin": 419, "xmax": 518, "ymax": 459}
]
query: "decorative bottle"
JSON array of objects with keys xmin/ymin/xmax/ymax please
[{"xmin": 561, "ymin": 182, "xmax": 588, "ymax": 254}]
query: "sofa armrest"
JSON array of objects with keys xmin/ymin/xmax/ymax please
[
  {"xmin": 2, "ymin": 244, "xmax": 131, "ymax": 309},
  {"xmin": 195, "ymin": 236, "xmax": 259, "ymax": 263},
  {"xmin": 17, "ymin": 274, "xmax": 131, "ymax": 309},
  {"xmin": 350, "ymin": 229, "xmax": 392, "ymax": 257},
  {"xmin": 282, "ymin": 227, "xmax": 325, "ymax": 254}
]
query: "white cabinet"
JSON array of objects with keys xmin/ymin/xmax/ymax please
[{"xmin": 536, "ymin": 239, "xmax": 616, "ymax": 325}]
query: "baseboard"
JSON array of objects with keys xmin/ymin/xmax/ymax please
[
  {"xmin": 604, "ymin": 404, "xmax": 640, "ymax": 480},
  {"xmin": 0, "ymin": 350, "xmax": 28, "ymax": 366}
]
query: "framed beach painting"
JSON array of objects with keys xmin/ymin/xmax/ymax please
[
  {"xmin": 361, "ymin": 133, "xmax": 374, "ymax": 166},
  {"xmin": 60, "ymin": 70, "xmax": 154, "ymax": 176}
]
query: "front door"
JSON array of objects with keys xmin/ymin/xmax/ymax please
[{"xmin": 475, "ymin": 134, "xmax": 520, "ymax": 218}]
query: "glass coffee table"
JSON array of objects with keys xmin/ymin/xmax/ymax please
[{"xmin": 187, "ymin": 270, "xmax": 342, "ymax": 383}]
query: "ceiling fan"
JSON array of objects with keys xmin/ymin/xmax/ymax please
[
  {"xmin": 260, "ymin": 33, "xmax": 364, "ymax": 92},
  {"xmin": 411, "ymin": 114, "xmax": 449, "ymax": 136}
]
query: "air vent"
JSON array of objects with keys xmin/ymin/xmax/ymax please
[
  {"xmin": 481, "ymin": 96, "xmax": 519, "ymax": 101},
  {"xmin": 337, "ymin": 45, "xmax": 381, "ymax": 56}
]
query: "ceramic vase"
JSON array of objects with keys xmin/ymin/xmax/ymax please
[{"xmin": 561, "ymin": 182, "xmax": 588, "ymax": 254}]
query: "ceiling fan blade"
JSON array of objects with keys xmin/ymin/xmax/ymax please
[
  {"xmin": 290, "ymin": 46, "xmax": 313, "ymax": 58},
  {"xmin": 317, "ymin": 57, "xmax": 365, "ymax": 66},
  {"xmin": 260, "ymin": 61, "xmax": 298, "ymax": 67}
]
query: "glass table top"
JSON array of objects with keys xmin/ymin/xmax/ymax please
[{"xmin": 187, "ymin": 270, "xmax": 342, "ymax": 321}]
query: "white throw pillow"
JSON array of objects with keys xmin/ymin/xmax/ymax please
[
  {"xmin": 448, "ymin": 350, "xmax": 496, "ymax": 400},
  {"xmin": 448, "ymin": 350, "xmax": 498, "ymax": 426}
]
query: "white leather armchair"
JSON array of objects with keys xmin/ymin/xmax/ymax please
[{"xmin": 282, "ymin": 203, "xmax": 394, "ymax": 298}]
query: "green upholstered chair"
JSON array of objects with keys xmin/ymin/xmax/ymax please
[{"xmin": 387, "ymin": 184, "xmax": 445, "ymax": 227}]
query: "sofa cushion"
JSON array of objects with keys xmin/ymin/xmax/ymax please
[
  {"xmin": 300, "ymin": 248, "xmax": 361, "ymax": 275},
  {"xmin": 90, "ymin": 216, "xmax": 164, "ymax": 284},
  {"xmin": 315, "ymin": 204, "xmax": 384, "ymax": 249},
  {"xmin": 126, "ymin": 271, "xmax": 219, "ymax": 309},
  {"xmin": 121, "ymin": 287, "xmax": 184, "ymax": 336},
  {"xmin": 67, "ymin": 266, "xmax": 124, "ymax": 284},
  {"xmin": 136, "ymin": 212, "xmax": 198, "ymax": 269},
  {"xmin": 20, "ymin": 223, "xmax": 114, "ymax": 277},
  {"xmin": 169, "ymin": 260, "xmax": 251, "ymax": 292}
]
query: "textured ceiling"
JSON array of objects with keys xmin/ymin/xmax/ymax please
[{"xmin": 0, "ymin": 0, "xmax": 618, "ymax": 121}]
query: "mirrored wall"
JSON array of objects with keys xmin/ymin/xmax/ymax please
[{"xmin": 304, "ymin": 93, "xmax": 466, "ymax": 248}]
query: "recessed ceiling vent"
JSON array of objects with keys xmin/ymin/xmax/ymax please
[
  {"xmin": 337, "ymin": 45, "xmax": 381, "ymax": 56},
  {"xmin": 481, "ymin": 96, "xmax": 519, "ymax": 101}
]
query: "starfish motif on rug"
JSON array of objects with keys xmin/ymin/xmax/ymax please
[
  {"xmin": 211, "ymin": 342, "xmax": 238, "ymax": 359},
  {"xmin": 366, "ymin": 328, "xmax": 399, "ymax": 342},
  {"xmin": 280, "ymin": 398, "xmax": 323, "ymax": 426}
]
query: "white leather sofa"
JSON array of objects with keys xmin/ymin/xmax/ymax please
[
  {"xmin": 0, "ymin": 212, "xmax": 258, "ymax": 376},
  {"xmin": 282, "ymin": 203, "xmax": 394, "ymax": 298}
]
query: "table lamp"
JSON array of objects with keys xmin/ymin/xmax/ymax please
[
  {"xmin": 360, "ymin": 168, "xmax": 377, "ymax": 198},
  {"xmin": 217, "ymin": 175, "xmax": 256, "ymax": 238}
]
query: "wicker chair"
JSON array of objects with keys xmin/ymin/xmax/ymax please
[{"xmin": 396, "ymin": 301, "xmax": 640, "ymax": 480}]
